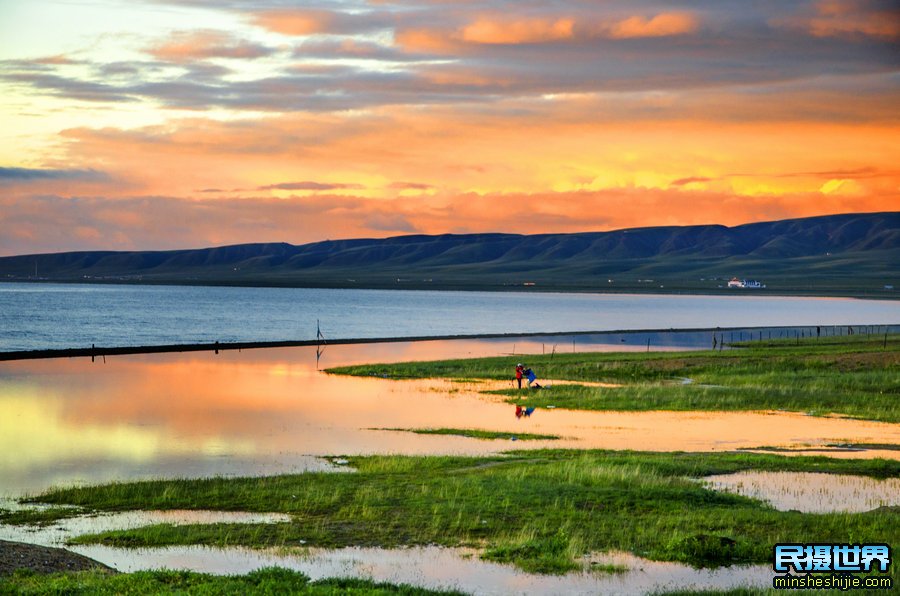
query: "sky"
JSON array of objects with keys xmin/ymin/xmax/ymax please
[{"xmin": 0, "ymin": 0, "xmax": 898, "ymax": 255}]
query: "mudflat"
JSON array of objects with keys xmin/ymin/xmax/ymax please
[{"xmin": 0, "ymin": 539, "xmax": 114, "ymax": 576}]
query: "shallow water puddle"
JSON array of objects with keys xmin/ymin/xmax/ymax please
[
  {"xmin": 0, "ymin": 502, "xmax": 775, "ymax": 593},
  {"xmin": 703, "ymin": 471, "xmax": 900, "ymax": 513},
  {"xmin": 0, "ymin": 507, "xmax": 291, "ymax": 547},
  {"xmin": 64, "ymin": 544, "xmax": 773, "ymax": 596}
]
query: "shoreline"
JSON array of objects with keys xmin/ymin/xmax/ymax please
[
  {"xmin": 2, "ymin": 324, "xmax": 896, "ymax": 362},
  {"xmin": 2, "ymin": 278, "xmax": 898, "ymax": 300}
]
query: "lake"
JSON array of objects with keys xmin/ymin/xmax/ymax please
[
  {"xmin": 1, "ymin": 282, "xmax": 898, "ymax": 352},
  {"xmin": 1, "ymin": 284, "xmax": 898, "ymax": 593}
]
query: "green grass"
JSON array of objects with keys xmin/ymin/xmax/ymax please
[
  {"xmin": 370, "ymin": 428, "xmax": 560, "ymax": 441},
  {"xmin": 0, "ymin": 567, "xmax": 465, "ymax": 595},
  {"xmin": 0, "ymin": 507, "xmax": 86, "ymax": 527},
  {"xmin": 327, "ymin": 335, "xmax": 900, "ymax": 422},
  {"xmin": 22, "ymin": 451, "xmax": 900, "ymax": 574},
  {"xmin": 481, "ymin": 528, "xmax": 578, "ymax": 574}
]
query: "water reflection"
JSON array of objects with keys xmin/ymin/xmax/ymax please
[
  {"xmin": 515, "ymin": 406, "xmax": 536, "ymax": 419},
  {"xmin": 0, "ymin": 508, "xmax": 291, "ymax": 547},
  {"xmin": 703, "ymin": 472, "xmax": 900, "ymax": 513},
  {"xmin": 63, "ymin": 545, "xmax": 773, "ymax": 596},
  {"xmin": 1, "ymin": 339, "xmax": 898, "ymax": 496}
]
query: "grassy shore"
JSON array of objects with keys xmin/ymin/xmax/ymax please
[
  {"xmin": 18, "ymin": 451, "xmax": 899, "ymax": 576},
  {"xmin": 0, "ymin": 507, "xmax": 86, "ymax": 527},
  {"xmin": 327, "ymin": 335, "xmax": 900, "ymax": 422},
  {"xmin": 0, "ymin": 568, "xmax": 464, "ymax": 595}
]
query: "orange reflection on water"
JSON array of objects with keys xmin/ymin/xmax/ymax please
[{"xmin": 1, "ymin": 341, "xmax": 898, "ymax": 495}]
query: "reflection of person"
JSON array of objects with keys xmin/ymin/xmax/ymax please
[
  {"xmin": 515, "ymin": 363, "xmax": 524, "ymax": 389},
  {"xmin": 515, "ymin": 405, "xmax": 536, "ymax": 418}
]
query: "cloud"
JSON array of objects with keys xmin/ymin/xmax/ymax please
[
  {"xmin": 0, "ymin": 193, "xmax": 394, "ymax": 254},
  {"xmin": 37, "ymin": 92, "xmax": 899, "ymax": 218},
  {"xmin": 364, "ymin": 213, "xmax": 419, "ymax": 232},
  {"xmin": 294, "ymin": 39, "xmax": 434, "ymax": 62},
  {"xmin": 147, "ymin": 30, "xmax": 275, "ymax": 62},
  {"xmin": 771, "ymin": 167, "xmax": 885, "ymax": 179},
  {"xmin": 3, "ymin": 0, "xmax": 898, "ymax": 258},
  {"xmin": 389, "ymin": 181, "xmax": 433, "ymax": 190},
  {"xmin": 5, "ymin": 2, "xmax": 898, "ymax": 114},
  {"xmin": 604, "ymin": 12, "xmax": 699, "ymax": 39},
  {"xmin": 673, "ymin": 168, "xmax": 892, "ymax": 188},
  {"xmin": 396, "ymin": 10, "xmax": 699, "ymax": 52},
  {"xmin": 258, "ymin": 181, "xmax": 365, "ymax": 191},
  {"xmin": 0, "ymin": 167, "xmax": 108, "ymax": 182},
  {"xmin": 253, "ymin": 9, "xmax": 394, "ymax": 36},
  {"xmin": 774, "ymin": 0, "xmax": 900, "ymax": 40},
  {"xmin": 33, "ymin": 54, "xmax": 78, "ymax": 65},
  {"xmin": 671, "ymin": 176, "xmax": 714, "ymax": 187},
  {"xmin": 393, "ymin": 28, "xmax": 462, "ymax": 54},
  {"xmin": 254, "ymin": 10, "xmax": 333, "ymax": 35},
  {"xmin": 461, "ymin": 17, "xmax": 575, "ymax": 45},
  {"xmin": 3, "ymin": 71, "xmax": 138, "ymax": 103}
]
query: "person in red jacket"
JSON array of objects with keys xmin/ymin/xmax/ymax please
[{"xmin": 515, "ymin": 363, "xmax": 524, "ymax": 389}]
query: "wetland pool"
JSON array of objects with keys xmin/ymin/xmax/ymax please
[
  {"xmin": 703, "ymin": 471, "xmax": 900, "ymax": 513},
  {"xmin": 2, "ymin": 335, "xmax": 898, "ymax": 497},
  {"xmin": 0, "ymin": 506, "xmax": 774, "ymax": 596}
]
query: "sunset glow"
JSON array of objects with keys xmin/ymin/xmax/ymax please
[{"xmin": 1, "ymin": 0, "xmax": 898, "ymax": 255}]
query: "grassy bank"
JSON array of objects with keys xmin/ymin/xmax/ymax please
[
  {"xmin": 0, "ymin": 567, "xmax": 464, "ymax": 595},
  {"xmin": 21, "ymin": 451, "xmax": 900, "ymax": 575},
  {"xmin": 327, "ymin": 335, "xmax": 900, "ymax": 422},
  {"xmin": 0, "ymin": 507, "xmax": 86, "ymax": 527},
  {"xmin": 370, "ymin": 428, "xmax": 560, "ymax": 441}
]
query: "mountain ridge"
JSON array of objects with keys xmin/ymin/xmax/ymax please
[{"xmin": 2, "ymin": 212, "xmax": 898, "ymax": 295}]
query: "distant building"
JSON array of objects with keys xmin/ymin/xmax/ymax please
[{"xmin": 728, "ymin": 277, "xmax": 765, "ymax": 289}]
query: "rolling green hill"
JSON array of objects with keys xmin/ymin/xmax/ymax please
[{"xmin": 2, "ymin": 212, "xmax": 898, "ymax": 296}]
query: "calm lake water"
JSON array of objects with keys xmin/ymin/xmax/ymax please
[
  {"xmin": 2, "ymin": 339, "xmax": 898, "ymax": 497},
  {"xmin": 1, "ymin": 282, "xmax": 898, "ymax": 351},
  {"xmin": 2, "ymin": 293, "xmax": 898, "ymax": 592}
]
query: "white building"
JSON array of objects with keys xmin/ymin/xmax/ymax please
[{"xmin": 728, "ymin": 278, "xmax": 765, "ymax": 289}]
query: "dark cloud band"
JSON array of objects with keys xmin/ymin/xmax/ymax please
[{"xmin": 0, "ymin": 167, "xmax": 108, "ymax": 182}]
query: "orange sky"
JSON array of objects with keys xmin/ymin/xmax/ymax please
[{"xmin": 0, "ymin": 0, "xmax": 898, "ymax": 254}]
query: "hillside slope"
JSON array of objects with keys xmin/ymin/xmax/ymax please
[{"xmin": 2, "ymin": 212, "xmax": 897, "ymax": 295}]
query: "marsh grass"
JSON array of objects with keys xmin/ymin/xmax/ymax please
[
  {"xmin": 0, "ymin": 507, "xmax": 87, "ymax": 527},
  {"xmin": 25, "ymin": 451, "xmax": 900, "ymax": 574},
  {"xmin": 370, "ymin": 428, "xmax": 560, "ymax": 441},
  {"xmin": 0, "ymin": 567, "xmax": 465, "ymax": 595},
  {"xmin": 481, "ymin": 528, "xmax": 580, "ymax": 574},
  {"xmin": 328, "ymin": 335, "xmax": 900, "ymax": 422}
]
